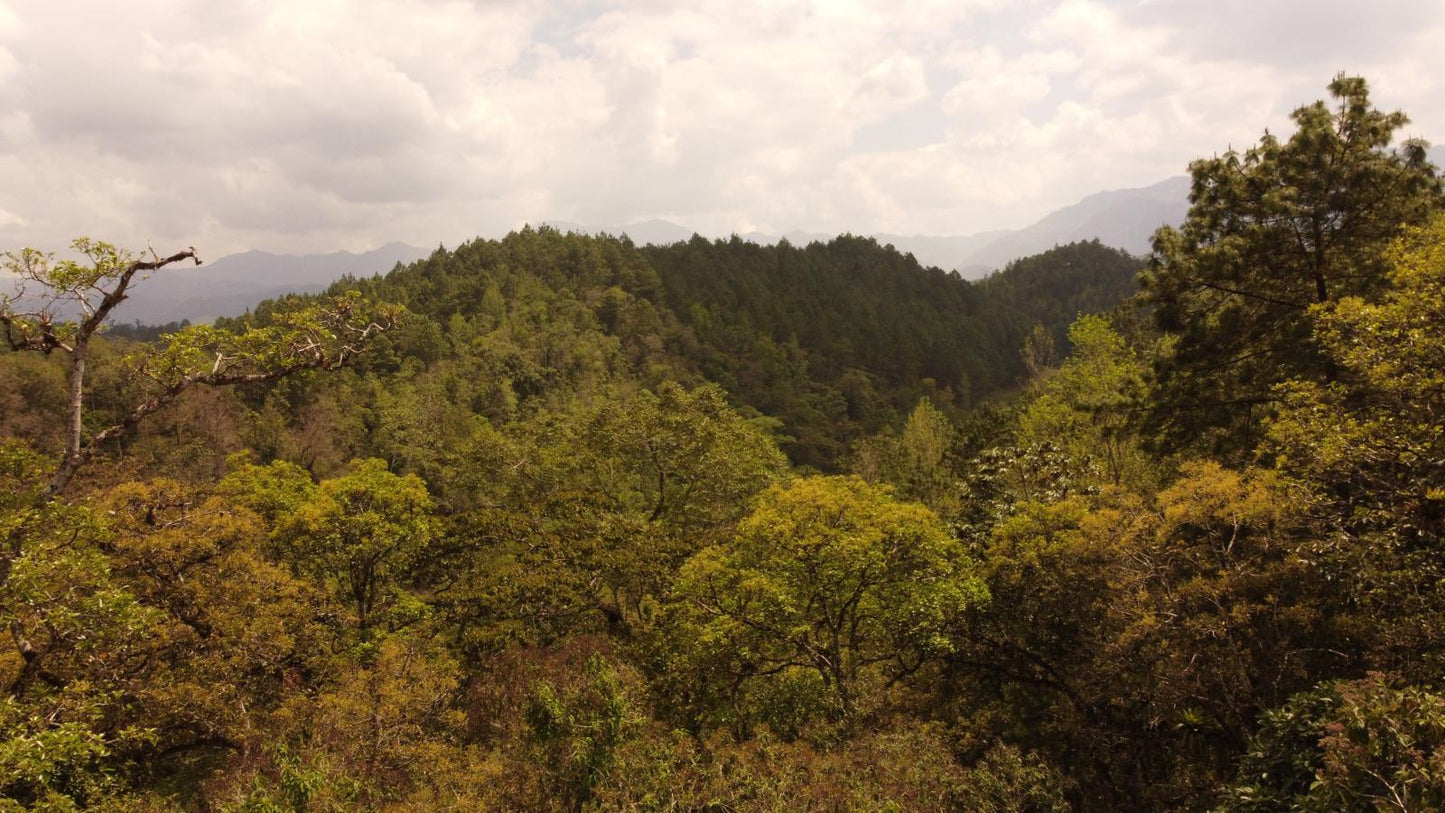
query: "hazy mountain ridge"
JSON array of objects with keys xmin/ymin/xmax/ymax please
[
  {"xmin": 114, "ymin": 242, "xmax": 432, "ymax": 324},
  {"xmin": 546, "ymin": 175, "xmax": 1189, "ymax": 278},
  {"xmin": 960, "ymin": 176, "xmax": 1190, "ymax": 274},
  {"xmin": 22, "ymin": 175, "xmax": 1189, "ymax": 325},
  {"xmin": 5, "ymin": 241, "xmax": 426, "ymax": 325}
]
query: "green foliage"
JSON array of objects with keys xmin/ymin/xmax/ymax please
[
  {"xmin": 0, "ymin": 353, "xmax": 66, "ymax": 452},
  {"xmin": 434, "ymin": 381, "xmax": 786, "ymax": 651},
  {"xmin": 0, "ymin": 690, "xmax": 150, "ymax": 810},
  {"xmin": 1269, "ymin": 214, "xmax": 1445, "ymax": 539},
  {"xmin": 852, "ymin": 397, "xmax": 966, "ymax": 518},
  {"xmin": 976, "ymin": 239, "xmax": 1144, "ymax": 360},
  {"xmin": 274, "ymin": 459, "xmax": 435, "ymax": 634},
  {"xmin": 305, "ymin": 228, "xmax": 1139, "ymax": 473},
  {"xmin": 663, "ymin": 476, "xmax": 985, "ymax": 733},
  {"xmin": 942, "ymin": 458, "xmax": 1359, "ymax": 808},
  {"xmin": 579, "ymin": 381, "xmax": 788, "ymax": 530},
  {"xmin": 1143, "ymin": 75, "xmax": 1443, "ymax": 458},
  {"xmin": 523, "ymin": 654, "xmax": 637, "ymax": 810},
  {"xmin": 1221, "ymin": 676, "xmax": 1445, "ymax": 812},
  {"xmin": 0, "ymin": 454, "xmax": 166, "ymax": 809},
  {"xmin": 217, "ymin": 453, "xmax": 317, "ymax": 525},
  {"xmin": 222, "ymin": 745, "xmax": 364, "ymax": 813},
  {"xmin": 1, "ymin": 239, "xmax": 400, "ymax": 500},
  {"xmin": 647, "ymin": 236, "xmax": 1142, "ymax": 467},
  {"xmin": 1017, "ymin": 315, "xmax": 1153, "ymax": 490},
  {"xmin": 1267, "ymin": 214, "xmax": 1445, "ymax": 680},
  {"xmin": 594, "ymin": 724, "xmax": 1071, "ymax": 812},
  {"xmin": 952, "ymin": 441, "xmax": 1091, "ymax": 541},
  {"xmin": 8, "ymin": 239, "xmax": 141, "ymax": 292}
]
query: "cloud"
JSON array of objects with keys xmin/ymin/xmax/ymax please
[
  {"xmin": 1115, "ymin": 0, "xmax": 1444, "ymax": 67},
  {"xmin": 0, "ymin": 0, "xmax": 1440, "ymax": 256}
]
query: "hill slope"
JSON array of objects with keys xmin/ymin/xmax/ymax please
[{"xmin": 314, "ymin": 229, "xmax": 1143, "ymax": 468}]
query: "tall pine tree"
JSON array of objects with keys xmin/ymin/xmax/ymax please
[{"xmin": 1142, "ymin": 75, "xmax": 1442, "ymax": 458}]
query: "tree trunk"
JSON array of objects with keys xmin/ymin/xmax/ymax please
[{"xmin": 44, "ymin": 345, "xmax": 87, "ymax": 500}]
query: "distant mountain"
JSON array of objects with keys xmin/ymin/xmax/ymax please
[
  {"xmin": 32, "ymin": 176, "xmax": 1189, "ymax": 326},
  {"xmin": 872, "ymin": 230, "xmax": 1012, "ymax": 276},
  {"xmin": 959, "ymin": 176, "xmax": 1190, "ymax": 275},
  {"xmin": 544, "ymin": 176, "xmax": 1190, "ymax": 279},
  {"xmin": 738, "ymin": 229, "xmax": 831, "ymax": 245},
  {"xmin": 115, "ymin": 242, "xmax": 430, "ymax": 324},
  {"xmin": 599, "ymin": 219, "xmax": 695, "ymax": 245}
]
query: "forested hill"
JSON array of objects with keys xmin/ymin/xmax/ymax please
[
  {"xmin": 326, "ymin": 230, "xmax": 1141, "ymax": 468},
  {"xmin": 9, "ymin": 74, "xmax": 1445, "ymax": 813},
  {"xmin": 642, "ymin": 235, "xmax": 1139, "ymax": 402}
]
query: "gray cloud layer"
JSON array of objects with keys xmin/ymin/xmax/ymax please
[{"xmin": 1, "ymin": 0, "xmax": 1441, "ymax": 255}]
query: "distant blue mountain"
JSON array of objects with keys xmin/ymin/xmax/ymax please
[
  {"xmin": 114, "ymin": 242, "xmax": 430, "ymax": 324},
  {"xmin": 540, "ymin": 218, "xmax": 695, "ymax": 246}
]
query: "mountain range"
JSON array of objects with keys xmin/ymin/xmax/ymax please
[
  {"xmin": 730, "ymin": 176, "xmax": 1190, "ymax": 277},
  {"xmin": 543, "ymin": 175, "xmax": 1188, "ymax": 279},
  {"xmin": 103, "ymin": 242, "xmax": 433, "ymax": 325},
  {"xmin": 5, "ymin": 175, "xmax": 1190, "ymax": 325}
]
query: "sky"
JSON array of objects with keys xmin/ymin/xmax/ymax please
[{"xmin": 0, "ymin": 0, "xmax": 1442, "ymax": 257}]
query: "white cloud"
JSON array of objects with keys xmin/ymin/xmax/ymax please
[
  {"xmin": 0, "ymin": 0, "xmax": 1440, "ymax": 256},
  {"xmin": 850, "ymin": 53, "xmax": 930, "ymax": 118},
  {"xmin": 941, "ymin": 48, "xmax": 1057, "ymax": 124}
]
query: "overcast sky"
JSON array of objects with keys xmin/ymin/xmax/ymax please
[{"xmin": 1, "ymin": 0, "xmax": 1441, "ymax": 257}]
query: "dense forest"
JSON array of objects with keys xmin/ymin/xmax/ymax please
[{"xmin": 2, "ymin": 76, "xmax": 1443, "ymax": 811}]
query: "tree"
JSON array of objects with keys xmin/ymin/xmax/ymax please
[
  {"xmin": 1021, "ymin": 322, "xmax": 1058, "ymax": 380},
  {"xmin": 0, "ymin": 454, "xmax": 344, "ymax": 809},
  {"xmin": 439, "ymin": 382, "xmax": 786, "ymax": 643},
  {"xmin": 274, "ymin": 459, "xmax": 436, "ymax": 635},
  {"xmin": 1142, "ymin": 76, "xmax": 1442, "ymax": 457},
  {"xmin": 1221, "ymin": 675, "xmax": 1445, "ymax": 812},
  {"xmin": 1016, "ymin": 315, "xmax": 1151, "ymax": 490},
  {"xmin": 218, "ymin": 633, "xmax": 473, "ymax": 810},
  {"xmin": 1268, "ymin": 213, "xmax": 1445, "ymax": 539},
  {"xmin": 0, "ymin": 239, "xmax": 401, "ymax": 500},
  {"xmin": 1266, "ymin": 214, "xmax": 1445, "ymax": 678},
  {"xmin": 940, "ymin": 458, "xmax": 1357, "ymax": 807},
  {"xmin": 0, "ymin": 444, "xmax": 173, "ymax": 808},
  {"xmin": 583, "ymin": 382, "xmax": 788, "ymax": 531},
  {"xmin": 663, "ymin": 476, "xmax": 984, "ymax": 731},
  {"xmin": 523, "ymin": 654, "xmax": 638, "ymax": 810},
  {"xmin": 852, "ymin": 397, "xmax": 964, "ymax": 518}
]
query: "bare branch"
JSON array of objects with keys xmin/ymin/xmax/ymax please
[{"xmin": 79, "ymin": 247, "xmax": 200, "ymax": 338}]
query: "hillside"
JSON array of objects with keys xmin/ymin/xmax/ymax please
[
  {"xmin": 28, "ymin": 177, "xmax": 1183, "ymax": 329},
  {"xmin": 298, "ymin": 230, "xmax": 1141, "ymax": 469}
]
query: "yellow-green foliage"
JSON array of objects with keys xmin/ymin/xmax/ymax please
[
  {"xmin": 665, "ymin": 476, "xmax": 985, "ymax": 732},
  {"xmin": 1017, "ymin": 314, "xmax": 1152, "ymax": 490}
]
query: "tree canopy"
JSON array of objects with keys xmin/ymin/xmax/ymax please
[
  {"xmin": 1143, "ymin": 75, "xmax": 1442, "ymax": 456},
  {"xmin": 3, "ymin": 74, "xmax": 1444, "ymax": 812}
]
